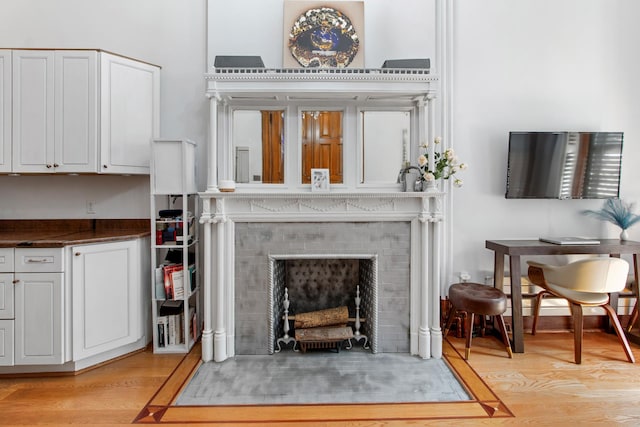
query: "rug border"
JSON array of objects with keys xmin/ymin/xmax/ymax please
[{"xmin": 133, "ymin": 340, "xmax": 514, "ymax": 424}]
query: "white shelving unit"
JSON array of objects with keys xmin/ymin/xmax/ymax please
[{"xmin": 150, "ymin": 139, "xmax": 200, "ymax": 353}]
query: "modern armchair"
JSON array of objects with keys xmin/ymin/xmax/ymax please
[{"xmin": 527, "ymin": 258, "xmax": 635, "ymax": 364}]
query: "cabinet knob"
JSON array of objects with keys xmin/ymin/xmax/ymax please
[
  {"xmin": 53, "ymin": 163, "xmax": 59, "ymax": 168},
  {"xmin": 12, "ymin": 279, "xmax": 19, "ymax": 284},
  {"xmin": 75, "ymin": 252, "xmax": 81, "ymax": 256},
  {"xmin": 46, "ymin": 164, "xmax": 52, "ymax": 168},
  {"xmin": 103, "ymin": 165, "xmax": 108, "ymax": 169}
]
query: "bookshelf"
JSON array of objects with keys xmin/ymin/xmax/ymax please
[{"xmin": 150, "ymin": 139, "xmax": 200, "ymax": 353}]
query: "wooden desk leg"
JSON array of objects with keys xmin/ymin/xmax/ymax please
[
  {"xmin": 493, "ymin": 252, "xmax": 505, "ymax": 292},
  {"xmin": 509, "ymin": 255, "xmax": 524, "ymax": 353}
]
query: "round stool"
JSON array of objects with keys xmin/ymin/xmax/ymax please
[{"xmin": 443, "ymin": 282, "xmax": 513, "ymax": 360}]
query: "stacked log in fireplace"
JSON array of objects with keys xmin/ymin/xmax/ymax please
[{"xmin": 292, "ymin": 306, "xmax": 354, "ymax": 352}]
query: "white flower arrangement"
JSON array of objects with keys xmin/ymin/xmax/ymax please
[{"xmin": 417, "ymin": 136, "xmax": 467, "ymax": 188}]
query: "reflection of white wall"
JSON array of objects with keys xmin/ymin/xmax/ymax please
[
  {"xmin": 362, "ymin": 111, "xmax": 409, "ymax": 183},
  {"xmin": 233, "ymin": 111, "xmax": 263, "ymax": 182}
]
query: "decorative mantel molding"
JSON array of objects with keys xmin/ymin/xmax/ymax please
[{"xmin": 199, "ymin": 191, "xmax": 443, "ymax": 222}]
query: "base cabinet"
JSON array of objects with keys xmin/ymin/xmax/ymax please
[
  {"xmin": 14, "ymin": 272, "xmax": 64, "ymax": 365},
  {"xmin": 0, "ymin": 238, "xmax": 149, "ymax": 372},
  {"xmin": 71, "ymin": 240, "xmax": 141, "ymax": 360}
]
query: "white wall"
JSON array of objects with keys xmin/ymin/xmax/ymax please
[
  {"xmin": 207, "ymin": 0, "xmax": 435, "ymax": 68},
  {"xmin": 451, "ymin": 0, "xmax": 640, "ymax": 282},
  {"xmin": 0, "ymin": 0, "xmax": 207, "ymax": 219}
]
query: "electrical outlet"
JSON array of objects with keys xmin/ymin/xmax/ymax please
[
  {"xmin": 459, "ymin": 271, "xmax": 471, "ymax": 282},
  {"xmin": 86, "ymin": 200, "xmax": 96, "ymax": 214}
]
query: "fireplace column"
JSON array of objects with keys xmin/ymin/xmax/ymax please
[
  {"xmin": 418, "ymin": 208, "xmax": 431, "ymax": 359},
  {"xmin": 213, "ymin": 198, "xmax": 228, "ymax": 362}
]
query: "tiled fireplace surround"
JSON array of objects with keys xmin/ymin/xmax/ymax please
[{"xmin": 199, "ymin": 192, "xmax": 444, "ymax": 362}]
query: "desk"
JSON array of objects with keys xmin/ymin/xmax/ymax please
[{"xmin": 485, "ymin": 239, "xmax": 640, "ymax": 353}]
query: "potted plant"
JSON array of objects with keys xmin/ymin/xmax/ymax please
[
  {"xmin": 582, "ymin": 199, "xmax": 640, "ymax": 240},
  {"xmin": 417, "ymin": 136, "xmax": 467, "ymax": 191}
]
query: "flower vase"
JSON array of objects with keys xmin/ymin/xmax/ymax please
[
  {"xmin": 620, "ymin": 229, "xmax": 629, "ymax": 241},
  {"xmin": 422, "ymin": 180, "xmax": 439, "ymax": 193}
]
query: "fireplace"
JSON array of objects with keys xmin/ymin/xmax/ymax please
[
  {"xmin": 199, "ymin": 192, "xmax": 444, "ymax": 362},
  {"xmin": 268, "ymin": 255, "xmax": 378, "ymax": 354},
  {"xmin": 200, "ymin": 67, "xmax": 443, "ymax": 363}
]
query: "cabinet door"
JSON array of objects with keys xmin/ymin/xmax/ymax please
[
  {"xmin": 0, "ymin": 319, "xmax": 14, "ymax": 366},
  {"xmin": 99, "ymin": 52, "xmax": 159, "ymax": 174},
  {"xmin": 12, "ymin": 50, "xmax": 55, "ymax": 173},
  {"xmin": 0, "ymin": 273, "xmax": 14, "ymax": 319},
  {"xmin": 0, "ymin": 50, "xmax": 10, "ymax": 173},
  {"xmin": 54, "ymin": 50, "xmax": 98, "ymax": 173},
  {"xmin": 14, "ymin": 272, "xmax": 64, "ymax": 365},
  {"xmin": 72, "ymin": 240, "xmax": 140, "ymax": 360}
]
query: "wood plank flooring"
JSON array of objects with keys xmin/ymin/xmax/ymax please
[{"xmin": 1, "ymin": 331, "xmax": 639, "ymax": 426}]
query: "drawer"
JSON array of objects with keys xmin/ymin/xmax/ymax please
[
  {"xmin": 14, "ymin": 248, "xmax": 64, "ymax": 273},
  {"xmin": 0, "ymin": 248, "xmax": 14, "ymax": 273}
]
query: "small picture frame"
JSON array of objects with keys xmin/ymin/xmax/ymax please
[{"xmin": 311, "ymin": 168, "xmax": 330, "ymax": 192}]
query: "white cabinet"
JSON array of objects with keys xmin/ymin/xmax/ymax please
[
  {"xmin": 100, "ymin": 52, "xmax": 160, "ymax": 174},
  {"xmin": 14, "ymin": 271, "xmax": 64, "ymax": 365},
  {"xmin": 12, "ymin": 50, "xmax": 55, "ymax": 173},
  {"xmin": 0, "ymin": 247, "xmax": 64, "ymax": 367},
  {"xmin": 151, "ymin": 139, "xmax": 200, "ymax": 353},
  {"xmin": 0, "ymin": 50, "xmax": 10, "ymax": 173},
  {"xmin": 0, "ymin": 267, "xmax": 14, "ymax": 365},
  {"xmin": 13, "ymin": 248, "xmax": 65, "ymax": 365},
  {"xmin": 71, "ymin": 240, "xmax": 142, "ymax": 360},
  {"xmin": 6, "ymin": 49, "xmax": 159, "ymax": 175}
]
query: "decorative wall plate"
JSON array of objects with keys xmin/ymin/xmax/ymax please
[{"xmin": 288, "ymin": 6, "xmax": 359, "ymax": 68}]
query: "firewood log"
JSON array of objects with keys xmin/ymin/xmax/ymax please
[{"xmin": 293, "ymin": 306, "xmax": 349, "ymax": 329}]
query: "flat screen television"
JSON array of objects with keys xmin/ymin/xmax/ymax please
[{"xmin": 505, "ymin": 131, "xmax": 623, "ymax": 199}]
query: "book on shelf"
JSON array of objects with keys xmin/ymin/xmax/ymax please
[
  {"xmin": 188, "ymin": 264, "xmax": 197, "ymax": 292},
  {"xmin": 167, "ymin": 313, "xmax": 184, "ymax": 345},
  {"xmin": 189, "ymin": 306, "xmax": 198, "ymax": 341},
  {"xmin": 157, "ymin": 316, "xmax": 169, "ymax": 347},
  {"xmin": 155, "ymin": 267, "xmax": 166, "ymax": 299},
  {"xmin": 162, "ymin": 264, "xmax": 184, "ymax": 300}
]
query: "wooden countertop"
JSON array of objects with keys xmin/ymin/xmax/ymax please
[{"xmin": 0, "ymin": 219, "xmax": 150, "ymax": 248}]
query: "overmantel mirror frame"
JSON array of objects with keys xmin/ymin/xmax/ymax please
[{"xmin": 205, "ymin": 68, "xmax": 438, "ymax": 193}]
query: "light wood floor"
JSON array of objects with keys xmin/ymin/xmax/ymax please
[{"xmin": 1, "ymin": 331, "xmax": 639, "ymax": 426}]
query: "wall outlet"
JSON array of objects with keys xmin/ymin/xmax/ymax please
[
  {"xmin": 86, "ymin": 200, "xmax": 96, "ymax": 214},
  {"xmin": 459, "ymin": 271, "xmax": 471, "ymax": 282}
]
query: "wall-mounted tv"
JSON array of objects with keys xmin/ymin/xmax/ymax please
[{"xmin": 505, "ymin": 131, "xmax": 623, "ymax": 199}]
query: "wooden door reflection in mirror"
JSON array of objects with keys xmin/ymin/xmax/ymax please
[
  {"xmin": 232, "ymin": 110, "xmax": 284, "ymax": 184},
  {"xmin": 261, "ymin": 111, "xmax": 284, "ymax": 183},
  {"xmin": 302, "ymin": 111, "xmax": 343, "ymax": 184}
]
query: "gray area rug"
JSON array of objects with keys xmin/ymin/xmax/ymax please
[{"xmin": 176, "ymin": 350, "xmax": 471, "ymax": 405}]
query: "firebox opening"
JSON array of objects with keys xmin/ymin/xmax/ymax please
[{"xmin": 269, "ymin": 255, "xmax": 378, "ymax": 354}]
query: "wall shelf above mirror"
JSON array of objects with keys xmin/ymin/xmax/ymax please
[{"xmin": 206, "ymin": 68, "xmax": 438, "ymax": 193}]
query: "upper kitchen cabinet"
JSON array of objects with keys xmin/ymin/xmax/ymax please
[
  {"xmin": 5, "ymin": 49, "xmax": 160, "ymax": 175},
  {"xmin": 99, "ymin": 52, "xmax": 160, "ymax": 174},
  {"xmin": 0, "ymin": 51, "xmax": 10, "ymax": 173}
]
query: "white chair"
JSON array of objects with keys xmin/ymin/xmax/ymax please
[{"xmin": 527, "ymin": 258, "xmax": 635, "ymax": 364}]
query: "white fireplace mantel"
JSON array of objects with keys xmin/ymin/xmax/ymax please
[
  {"xmin": 200, "ymin": 68, "xmax": 445, "ymax": 363},
  {"xmin": 199, "ymin": 191, "xmax": 444, "ymax": 362}
]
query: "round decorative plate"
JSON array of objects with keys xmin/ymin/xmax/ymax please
[{"xmin": 288, "ymin": 7, "xmax": 359, "ymax": 68}]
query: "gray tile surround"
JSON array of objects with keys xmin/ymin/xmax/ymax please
[{"xmin": 234, "ymin": 222, "xmax": 411, "ymax": 355}]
